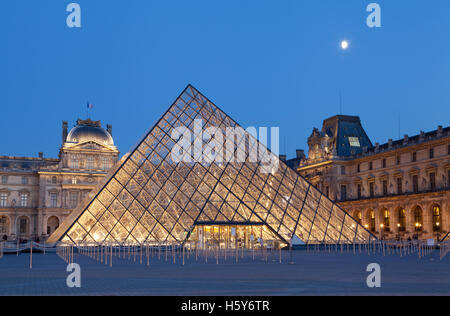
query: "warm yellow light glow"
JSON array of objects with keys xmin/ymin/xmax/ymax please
[{"xmin": 380, "ymin": 224, "xmax": 384, "ymax": 228}]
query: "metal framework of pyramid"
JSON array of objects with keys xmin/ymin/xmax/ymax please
[{"xmin": 49, "ymin": 85, "xmax": 375, "ymax": 245}]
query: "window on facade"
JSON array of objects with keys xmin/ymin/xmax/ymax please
[
  {"xmin": 414, "ymin": 206, "xmax": 423, "ymax": 232},
  {"xmin": 70, "ymin": 192, "xmax": 79, "ymax": 208},
  {"xmin": 398, "ymin": 208, "xmax": 406, "ymax": 232},
  {"xmin": 341, "ymin": 166, "xmax": 346, "ymax": 175},
  {"xmin": 448, "ymin": 145, "xmax": 450, "ymax": 155},
  {"xmin": 397, "ymin": 155, "xmax": 401, "ymax": 165},
  {"xmin": 325, "ymin": 186, "xmax": 329, "ymax": 198},
  {"xmin": 0, "ymin": 216, "xmax": 8, "ymax": 234},
  {"xmin": 51, "ymin": 176, "xmax": 57, "ymax": 184},
  {"xmin": 1, "ymin": 175, "xmax": 7, "ymax": 184},
  {"xmin": 354, "ymin": 211, "xmax": 362, "ymax": 224},
  {"xmin": 357, "ymin": 164, "xmax": 360, "ymax": 173},
  {"xmin": 382, "ymin": 159, "xmax": 386, "ymax": 168},
  {"xmin": 349, "ymin": 137, "xmax": 360, "ymax": 147},
  {"xmin": 369, "ymin": 162, "xmax": 373, "ymax": 170},
  {"xmin": 357, "ymin": 184, "xmax": 362, "ymax": 199},
  {"xmin": 340, "ymin": 185, "xmax": 347, "ymax": 201},
  {"xmin": 429, "ymin": 172, "xmax": 436, "ymax": 191},
  {"xmin": 382, "ymin": 180, "xmax": 388, "ymax": 196},
  {"xmin": 369, "ymin": 182, "xmax": 374, "ymax": 198},
  {"xmin": 20, "ymin": 193, "xmax": 28, "ymax": 207},
  {"xmin": 102, "ymin": 157, "xmax": 111, "ymax": 170},
  {"xmin": 429, "ymin": 148, "xmax": 434, "ymax": 159},
  {"xmin": 412, "ymin": 174, "xmax": 419, "ymax": 193},
  {"xmin": 432, "ymin": 205, "xmax": 441, "ymax": 232},
  {"xmin": 412, "ymin": 152, "xmax": 417, "ymax": 162},
  {"xmin": 19, "ymin": 217, "xmax": 28, "ymax": 234},
  {"xmin": 397, "ymin": 177, "xmax": 403, "ymax": 194},
  {"xmin": 0, "ymin": 193, "xmax": 7, "ymax": 207},
  {"xmin": 369, "ymin": 210, "xmax": 376, "ymax": 232},
  {"xmin": 72, "ymin": 177, "xmax": 77, "ymax": 185},
  {"xmin": 86, "ymin": 156, "xmax": 94, "ymax": 169},
  {"xmin": 71, "ymin": 156, "xmax": 79, "ymax": 169},
  {"xmin": 21, "ymin": 176, "xmax": 28, "ymax": 185},
  {"xmin": 50, "ymin": 193, "xmax": 57, "ymax": 208},
  {"xmin": 383, "ymin": 209, "xmax": 390, "ymax": 232}
]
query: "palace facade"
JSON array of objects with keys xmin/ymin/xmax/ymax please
[
  {"xmin": 0, "ymin": 119, "xmax": 119, "ymax": 241},
  {"xmin": 287, "ymin": 115, "xmax": 449, "ymax": 241}
]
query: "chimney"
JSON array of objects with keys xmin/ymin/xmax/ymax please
[
  {"xmin": 375, "ymin": 142, "xmax": 380, "ymax": 153},
  {"xmin": 419, "ymin": 131, "xmax": 425, "ymax": 142},
  {"xmin": 279, "ymin": 154, "xmax": 287, "ymax": 162},
  {"xmin": 403, "ymin": 134, "xmax": 408, "ymax": 145},
  {"xmin": 296, "ymin": 149, "xmax": 305, "ymax": 159},
  {"xmin": 62, "ymin": 121, "xmax": 68, "ymax": 143},
  {"xmin": 437, "ymin": 125, "xmax": 443, "ymax": 137},
  {"xmin": 107, "ymin": 124, "xmax": 113, "ymax": 136},
  {"xmin": 38, "ymin": 152, "xmax": 43, "ymax": 159},
  {"xmin": 388, "ymin": 139, "xmax": 393, "ymax": 149}
]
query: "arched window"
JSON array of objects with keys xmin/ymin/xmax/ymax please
[
  {"xmin": 368, "ymin": 210, "xmax": 376, "ymax": 232},
  {"xmin": 398, "ymin": 208, "xmax": 406, "ymax": 232},
  {"xmin": 432, "ymin": 205, "xmax": 441, "ymax": 232},
  {"xmin": 354, "ymin": 211, "xmax": 362, "ymax": 224},
  {"xmin": 47, "ymin": 216, "xmax": 60, "ymax": 235},
  {"xmin": 383, "ymin": 209, "xmax": 390, "ymax": 232},
  {"xmin": 0, "ymin": 216, "xmax": 9, "ymax": 236},
  {"xmin": 414, "ymin": 206, "xmax": 423, "ymax": 232}
]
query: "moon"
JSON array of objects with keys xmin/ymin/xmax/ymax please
[{"xmin": 340, "ymin": 40, "xmax": 349, "ymax": 50}]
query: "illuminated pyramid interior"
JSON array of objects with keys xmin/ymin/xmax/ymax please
[{"xmin": 49, "ymin": 85, "xmax": 375, "ymax": 246}]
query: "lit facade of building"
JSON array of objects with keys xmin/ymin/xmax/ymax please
[
  {"xmin": 49, "ymin": 86, "xmax": 374, "ymax": 246},
  {"xmin": 0, "ymin": 119, "xmax": 119, "ymax": 241},
  {"xmin": 291, "ymin": 115, "xmax": 449, "ymax": 241}
]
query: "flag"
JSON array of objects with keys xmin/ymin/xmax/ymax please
[{"xmin": 87, "ymin": 103, "xmax": 94, "ymax": 109}]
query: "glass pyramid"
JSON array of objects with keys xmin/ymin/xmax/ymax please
[{"xmin": 50, "ymin": 85, "xmax": 375, "ymax": 246}]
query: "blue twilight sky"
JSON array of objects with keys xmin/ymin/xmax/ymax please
[{"xmin": 1, "ymin": 0, "xmax": 449, "ymax": 159}]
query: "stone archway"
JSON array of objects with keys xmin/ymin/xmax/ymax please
[{"xmin": 46, "ymin": 216, "xmax": 60, "ymax": 235}]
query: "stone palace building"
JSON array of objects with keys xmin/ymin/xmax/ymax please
[
  {"xmin": 286, "ymin": 115, "xmax": 449, "ymax": 241},
  {"xmin": 0, "ymin": 119, "xmax": 119, "ymax": 241}
]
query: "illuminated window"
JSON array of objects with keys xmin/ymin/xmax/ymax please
[
  {"xmin": 383, "ymin": 209, "xmax": 390, "ymax": 232},
  {"xmin": 369, "ymin": 210, "xmax": 376, "ymax": 232},
  {"xmin": 348, "ymin": 137, "xmax": 360, "ymax": 147},
  {"xmin": 354, "ymin": 211, "xmax": 362, "ymax": 224},
  {"xmin": 414, "ymin": 206, "xmax": 423, "ymax": 232},
  {"xmin": 432, "ymin": 205, "xmax": 441, "ymax": 232},
  {"xmin": 398, "ymin": 208, "xmax": 406, "ymax": 232},
  {"xmin": 1, "ymin": 176, "xmax": 7, "ymax": 184}
]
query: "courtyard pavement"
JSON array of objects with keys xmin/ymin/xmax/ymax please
[{"xmin": 0, "ymin": 249, "xmax": 448, "ymax": 295}]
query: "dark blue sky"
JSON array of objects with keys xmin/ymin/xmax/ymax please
[{"xmin": 1, "ymin": 0, "xmax": 449, "ymax": 159}]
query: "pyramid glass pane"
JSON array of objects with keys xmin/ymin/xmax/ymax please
[{"xmin": 49, "ymin": 85, "xmax": 375, "ymax": 246}]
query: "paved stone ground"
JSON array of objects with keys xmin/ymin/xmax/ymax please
[{"xmin": 0, "ymin": 249, "xmax": 448, "ymax": 295}]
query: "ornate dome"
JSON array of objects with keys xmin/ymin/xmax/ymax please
[{"xmin": 66, "ymin": 118, "xmax": 114, "ymax": 147}]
